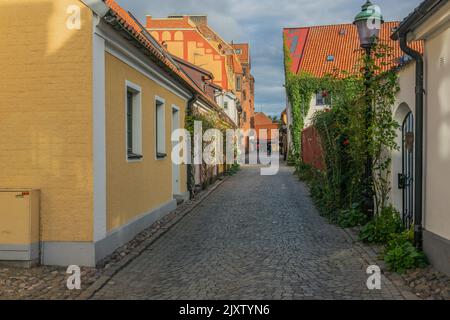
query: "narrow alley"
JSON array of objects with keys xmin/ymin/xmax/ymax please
[{"xmin": 93, "ymin": 163, "xmax": 408, "ymax": 300}]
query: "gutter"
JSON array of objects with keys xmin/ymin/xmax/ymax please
[
  {"xmin": 398, "ymin": 36, "xmax": 424, "ymax": 249},
  {"xmin": 80, "ymin": 0, "xmax": 110, "ymax": 17}
]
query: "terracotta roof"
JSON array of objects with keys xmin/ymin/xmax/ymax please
[
  {"xmin": 284, "ymin": 22, "xmax": 424, "ymax": 77},
  {"xmin": 254, "ymin": 112, "xmax": 276, "ymax": 125},
  {"xmin": 103, "ymin": 0, "xmax": 235, "ymax": 127}
]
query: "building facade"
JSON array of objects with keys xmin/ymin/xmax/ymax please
[
  {"xmin": 392, "ymin": 0, "xmax": 450, "ymax": 276},
  {"xmin": 232, "ymin": 43, "xmax": 255, "ymax": 133},
  {"xmin": 283, "ymin": 22, "xmax": 423, "ymax": 154},
  {"xmin": 146, "ymin": 16, "xmax": 254, "ymax": 132},
  {"xmin": 0, "ymin": 0, "xmax": 233, "ymax": 267}
]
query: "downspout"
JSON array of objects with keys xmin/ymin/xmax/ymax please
[
  {"xmin": 399, "ymin": 35, "xmax": 424, "ymax": 249},
  {"xmin": 187, "ymin": 94, "xmax": 198, "ymax": 199}
]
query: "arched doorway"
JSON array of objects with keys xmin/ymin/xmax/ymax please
[{"xmin": 399, "ymin": 111, "xmax": 414, "ymax": 229}]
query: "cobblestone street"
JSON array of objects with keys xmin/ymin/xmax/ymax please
[{"xmin": 92, "ymin": 163, "xmax": 412, "ymax": 300}]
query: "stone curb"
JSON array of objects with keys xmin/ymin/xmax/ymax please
[
  {"xmin": 76, "ymin": 175, "xmax": 231, "ymax": 300},
  {"xmin": 341, "ymin": 227, "xmax": 420, "ymax": 300},
  {"xmin": 301, "ymin": 180, "xmax": 420, "ymax": 300}
]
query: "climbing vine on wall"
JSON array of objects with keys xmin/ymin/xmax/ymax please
[
  {"xmin": 285, "ymin": 42, "xmax": 400, "ymax": 215},
  {"xmin": 185, "ymin": 107, "xmax": 234, "ymax": 196}
]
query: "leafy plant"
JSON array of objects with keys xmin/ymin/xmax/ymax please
[
  {"xmin": 384, "ymin": 231, "xmax": 428, "ymax": 273},
  {"xmin": 359, "ymin": 205, "xmax": 403, "ymax": 244},
  {"xmin": 285, "ymin": 43, "xmax": 400, "ymax": 217},
  {"xmin": 338, "ymin": 204, "xmax": 368, "ymax": 228},
  {"xmin": 385, "ymin": 228, "xmax": 414, "ymax": 251},
  {"xmin": 226, "ymin": 164, "xmax": 240, "ymax": 176}
]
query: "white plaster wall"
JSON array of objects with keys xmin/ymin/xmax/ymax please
[
  {"xmin": 424, "ymin": 26, "xmax": 450, "ymax": 240},
  {"xmin": 304, "ymin": 95, "xmax": 328, "ymax": 128}
]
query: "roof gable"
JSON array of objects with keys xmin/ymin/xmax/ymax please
[{"xmin": 284, "ymin": 22, "xmax": 423, "ymax": 77}]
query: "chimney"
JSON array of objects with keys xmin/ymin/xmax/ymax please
[{"xmin": 145, "ymin": 15, "xmax": 152, "ymax": 28}]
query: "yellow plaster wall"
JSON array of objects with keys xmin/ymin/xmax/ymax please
[
  {"xmin": 0, "ymin": 0, "xmax": 94, "ymax": 242},
  {"xmin": 187, "ymin": 41, "xmax": 223, "ymax": 82},
  {"xmin": 167, "ymin": 42, "xmax": 184, "ymax": 58},
  {"xmin": 105, "ymin": 53, "xmax": 187, "ymax": 232}
]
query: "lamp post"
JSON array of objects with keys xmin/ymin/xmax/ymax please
[{"xmin": 353, "ymin": 1, "xmax": 384, "ymax": 218}]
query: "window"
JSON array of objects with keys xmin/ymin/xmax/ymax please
[
  {"xmin": 243, "ymin": 111, "xmax": 247, "ymax": 123},
  {"xmin": 316, "ymin": 91, "xmax": 331, "ymax": 106},
  {"xmin": 224, "ymin": 101, "xmax": 228, "ymax": 109},
  {"xmin": 243, "ymin": 90, "xmax": 247, "ymax": 101},
  {"xmin": 156, "ymin": 97, "xmax": 166, "ymax": 159},
  {"xmin": 236, "ymin": 77, "xmax": 242, "ymax": 91},
  {"xmin": 126, "ymin": 82, "xmax": 142, "ymax": 161},
  {"xmin": 243, "ymin": 67, "xmax": 247, "ymax": 76},
  {"xmin": 235, "ymin": 49, "xmax": 242, "ymax": 55},
  {"xmin": 326, "ymin": 55, "xmax": 335, "ymax": 62}
]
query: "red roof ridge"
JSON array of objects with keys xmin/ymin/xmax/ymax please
[{"xmin": 285, "ymin": 21, "xmax": 400, "ymax": 30}]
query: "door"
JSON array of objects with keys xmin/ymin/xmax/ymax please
[
  {"xmin": 399, "ymin": 112, "xmax": 414, "ymax": 229},
  {"xmin": 172, "ymin": 107, "xmax": 180, "ymax": 195}
]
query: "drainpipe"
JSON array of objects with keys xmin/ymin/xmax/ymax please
[
  {"xmin": 399, "ymin": 35, "xmax": 424, "ymax": 249},
  {"xmin": 187, "ymin": 94, "xmax": 198, "ymax": 199}
]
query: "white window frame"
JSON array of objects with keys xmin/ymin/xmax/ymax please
[
  {"xmin": 155, "ymin": 96, "xmax": 166, "ymax": 160},
  {"xmin": 125, "ymin": 80, "xmax": 143, "ymax": 163}
]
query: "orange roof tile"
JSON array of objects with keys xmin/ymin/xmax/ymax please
[{"xmin": 284, "ymin": 22, "xmax": 423, "ymax": 77}]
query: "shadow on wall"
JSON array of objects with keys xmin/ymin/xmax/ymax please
[{"xmin": 437, "ymin": 39, "xmax": 450, "ymax": 161}]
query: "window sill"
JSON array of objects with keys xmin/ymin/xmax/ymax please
[
  {"xmin": 127, "ymin": 153, "xmax": 143, "ymax": 161},
  {"xmin": 156, "ymin": 152, "xmax": 167, "ymax": 160}
]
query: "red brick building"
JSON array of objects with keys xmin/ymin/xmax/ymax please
[{"xmin": 254, "ymin": 112, "xmax": 279, "ymax": 151}]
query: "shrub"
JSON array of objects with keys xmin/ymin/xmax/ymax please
[
  {"xmin": 226, "ymin": 164, "xmax": 240, "ymax": 176},
  {"xmin": 337, "ymin": 204, "xmax": 368, "ymax": 228},
  {"xmin": 384, "ymin": 231, "xmax": 428, "ymax": 273},
  {"xmin": 359, "ymin": 205, "xmax": 403, "ymax": 244},
  {"xmin": 296, "ymin": 162, "xmax": 315, "ymax": 182}
]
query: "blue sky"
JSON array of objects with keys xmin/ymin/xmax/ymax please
[{"xmin": 116, "ymin": 0, "xmax": 422, "ymax": 116}]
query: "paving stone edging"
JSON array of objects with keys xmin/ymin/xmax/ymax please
[
  {"xmin": 341, "ymin": 227, "xmax": 420, "ymax": 300},
  {"xmin": 77, "ymin": 176, "xmax": 230, "ymax": 300}
]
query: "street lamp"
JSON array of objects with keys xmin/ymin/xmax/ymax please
[
  {"xmin": 354, "ymin": 1, "xmax": 384, "ymax": 51},
  {"xmin": 353, "ymin": 1, "xmax": 384, "ymax": 218}
]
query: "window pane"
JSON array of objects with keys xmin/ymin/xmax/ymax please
[
  {"xmin": 127, "ymin": 91, "xmax": 133, "ymax": 153},
  {"xmin": 316, "ymin": 93, "xmax": 324, "ymax": 106},
  {"xmin": 156, "ymin": 101, "xmax": 165, "ymax": 156}
]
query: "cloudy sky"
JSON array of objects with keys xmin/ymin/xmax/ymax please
[{"xmin": 116, "ymin": 0, "xmax": 421, "ymax": 116}]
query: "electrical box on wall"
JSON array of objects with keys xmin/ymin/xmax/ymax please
[{"xmin": 0, "ymin": 189, "xmax": 40, "ymax": 267}]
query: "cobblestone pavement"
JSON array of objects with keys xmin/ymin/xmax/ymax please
[{"xmin": 93, "ymin": 163, "xmax": 412, "ymax": 300}]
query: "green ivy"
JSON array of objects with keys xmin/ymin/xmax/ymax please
[{"xmin": 285, "ymin": 43, "xmax": 400, "ymax": 215}]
